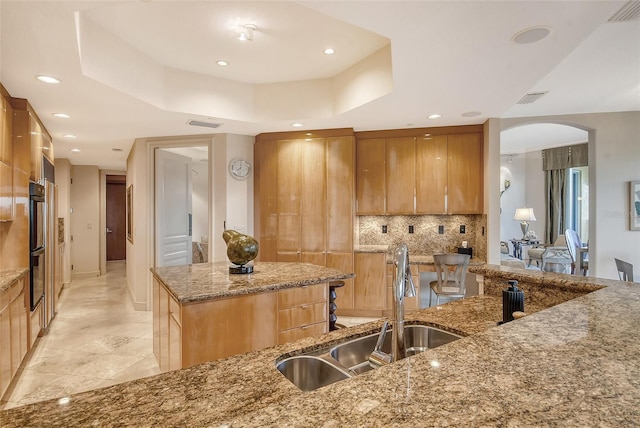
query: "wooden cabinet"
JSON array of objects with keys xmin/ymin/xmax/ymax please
[
  {"xmin": 447, "ymin": 133, "xmax": 483, "ymax": 214},
  {"xmin": 356, "ymin": 138, "xmax": 386, "ymax": 215},
  {"xmin": 10, "ymin": 98, "xmax": 53, "ymax": 183},
  {"xmin": 356, "ymin": 128, "xmax": 483, "ymax": 215},
  {"xmin": 385, "ymin": 137, "xmax": 416, "ymax": 214},
  {"xmin": 254, "ymin": 130, "xmax": 355, "ymax": 291},
  {"xmin": 277, "ymin": 283, "xmax": 328, "ymax": 344},
  {"xmin": 153, "ymin": 276, "xmax": 331, "ymax": 372},
  {"xmin": 353, "ymin": 252, "xmax": 387, "ymax": 315},
  {"xmin": 0, "ymin": 90, "xmax": 14, "ymax": 222},
  {"xmin": 0, "ymin": 274, "xmax": 29, "ymax": 399}
]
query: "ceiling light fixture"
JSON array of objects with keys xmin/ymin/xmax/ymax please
[
  {"xmin": 291, "ymin": 123, "xmax": 304, "ymax": 128},
  {"xmin": 36, "ymin": 75, "xmax": 61, "ymax": 84},
  {"xmin": 512, "ymin": 26, "xmax": 551, "ymax": 44},
  {"xmin": 428, "ymin": 114, "xmax": 442, "ymax": 119},
  {"xmin": 69, "ymin": 148, "xmax": 80, "ymax": 153},
  {"xmin": 238, "ymin": 24, "xmax": 257, "ymax": 41},
  {"xmin": 216, "ymin": 60, "xmax": 228, "ymax": 67},
  {"xmin": 63, "ymin": 134, "xmax": 77, "ymax": 139},
  {"xmin": 52, "ymin": 113, "xmax": 71, "ymax": 119},
  {"xmin": 324, "ymin": 48, "xmax": 335, "ymax": 55}
]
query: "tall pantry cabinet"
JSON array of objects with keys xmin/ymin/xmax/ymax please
[{"xmin": 254, "ymin": 129, "xmax": 356, "ymax": 310}]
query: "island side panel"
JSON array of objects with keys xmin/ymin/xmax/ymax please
[{"xmin": 181, "ymin": 291, "xmax": 278, "ymax": 368}]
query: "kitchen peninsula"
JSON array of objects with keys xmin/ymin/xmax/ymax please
[
  {"xmin": 151, "ymin": 261, "xmax": 354, "ymax": 371},
  {"xmin": 2, "ymin": 266, "xmax": 639, "ymax": 426}
]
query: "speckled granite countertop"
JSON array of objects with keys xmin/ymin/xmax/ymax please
[
  {"xmin": 0, "ymin": 268, "xmax": 29, "ymax": 295},
  {"xmin": 151, "ymin": 261, "xmax": 355, "ymax": 303},
  {"xmin": 3, "ymin": 267, "xmax": 639, "ymax": 426},
  {"xmin": 354, "ymin": 244, "xmax": 389, "ymax": 253}
]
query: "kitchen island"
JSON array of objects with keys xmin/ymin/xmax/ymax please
[
  {"xmin": 2, "ymin": 265, "xmax": 639, "ymax": 426},
  {"xmin": 151, "ymin": 261, "xmax": 355, "ymax": 370}
]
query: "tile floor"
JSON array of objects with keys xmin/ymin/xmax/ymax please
[
  {"xmin": 0, "ymin": 261, "xmax": 161, "ymax": 411},
  {"xmin": 1, "ymin": 261, "xmax": 377, "ymax": 411}
]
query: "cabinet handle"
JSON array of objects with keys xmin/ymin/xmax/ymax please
[
  {"xmin": 301, "ymin": 324, "xmax": 310, "ymax": 330},
  {"xmin": 300, "ymin": 304, "xmax": 310, "ymax": 309}
]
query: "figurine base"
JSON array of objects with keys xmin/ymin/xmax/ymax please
[{"xmin": 229, "ymin": 265, "xmax": 253, "ymax": 274}]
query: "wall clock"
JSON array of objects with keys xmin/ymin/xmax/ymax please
[{"xmin": 228, "ymin": 158, "xmax": 251, "ymax": 180}]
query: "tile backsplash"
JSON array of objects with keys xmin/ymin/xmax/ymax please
[{"xmin": 357, "ymin": 214, "xmax": 487, "ymax": 260}]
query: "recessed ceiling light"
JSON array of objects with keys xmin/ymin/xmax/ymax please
[
  {"xmin": 512, "ymin": 26, "xmax": 552, "ymax": 44},
  {"xmin": 36, "ymin": 75, "xmax": 61, "ymax": 84},
  {"xmin": 291, "ymin": 123, "xmax": 304, "ymax": 128},
  {"xmin": 63, "ymin": 134, "xmax": 77, "ymax": 139},
  {"xmin": 216, "ymin": 60, "xmax": 228, "ymax": 66},
  {"xmin": 428, "ymin": 114, "xmax": 442, "ymax": 119},
  {"xmin": 462, "ymin": 111, "xmax": 482, "ymax": 117},
  {"xmin": 69, "ymin": 148, "xmax": 81, "ymax": 153},
  {"xmin": 324, "ymin": 48, "xmax": 335, "ymax": 55},
  {"xmin": 52, "ymin": 113, "xmax": 71, "ymax": 119}
]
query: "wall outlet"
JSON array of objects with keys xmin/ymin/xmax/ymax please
[
  {"xmin": 438, "ymin": 225, "xmax": 444, "ymax": 234},
  {"xmin": 408, "ymin": 225, "xmax": 414, "ymax": 234},
  {"xmin": 382, "ymin": 225, "xmax": 387, "ymax": 234},
  {"xmin": 459, "ymin": 225, "xmax": 466, "ymax": 234}
]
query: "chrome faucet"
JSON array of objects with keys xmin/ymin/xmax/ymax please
[{"xmin": 369, "ymin": 243, "xmax": 416, "ymax": 367}]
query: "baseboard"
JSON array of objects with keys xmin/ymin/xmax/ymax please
[
  {"xmin": 125, "ymin": 275, "xmax": 148, "ymax": 311},
  {"xmin": 71, "ymin": 271, "xmax": 100, "ymax": 279}
]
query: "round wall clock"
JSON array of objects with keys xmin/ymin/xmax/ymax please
[{"xmin": 228, "ymin": 158, "xmax": 251, "ymax": 180}]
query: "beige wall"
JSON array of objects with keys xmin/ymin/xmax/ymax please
[
  {"xmin": 55, "ymin": 158, "xmax": 71, "ymax": 285},
  {"xmin": 70, "ymin": 165, "xmax": 100, "ymax": 277}
]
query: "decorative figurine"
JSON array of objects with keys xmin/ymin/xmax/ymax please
[{"xmin": 223, "ymin": 230, "xmax": 259, "ymax": 274}]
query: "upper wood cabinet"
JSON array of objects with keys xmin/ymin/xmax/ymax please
[
  {"xmin": 254, "ymin": 129, "xmax": 355, "ymax": 269},
  {"xmin": 355, "ymin": 127, "xmax": 483, "ymax": 215},
  {"xmin": 355, "ymin": 139, "xmax": 385, "ymax": 215},
  {"xmin": 10, "ymin": 98, "xmax": 53, "ymax": 183},
  {"xmin": 1, "ymin": 92, "xmax": 13, "ymax": 165},
  {"xmin": 0, "ymin": 90, "xmax": 14, "ymax": 222}
]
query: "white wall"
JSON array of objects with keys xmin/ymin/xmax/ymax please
[
  {"xmin": 70, "ymin": 165, "xmax": 100, "ymax": 277},
  {"xmin": 501, "ymin": 111, "xmax": 640, "ymax": 280}
]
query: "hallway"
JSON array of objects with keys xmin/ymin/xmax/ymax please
[{"xmin": 1, "ymin": 262, "xmax": 160, "ymax": 410}]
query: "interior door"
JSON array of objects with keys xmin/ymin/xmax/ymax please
[
  {"xmin": 106, "ymin": 176, "xmax": 126, "ymax": 261},
  {"xmin": 155, "ymin": 149, "xmax": 192, "ymax": 267}
]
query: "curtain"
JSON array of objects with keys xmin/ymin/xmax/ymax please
[
  {"xmin": 542, "ymin": 143, "xmax": 588, "ymax": 171},
  {"xmin": 545, "ymin": 169, "xmax": 566, "ymax": 244}
]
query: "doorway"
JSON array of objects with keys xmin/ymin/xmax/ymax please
[{"xmin": 106, "ymin": 175, "xmax": 127, "ymax": 261}]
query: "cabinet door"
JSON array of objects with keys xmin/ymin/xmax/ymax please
[
  {"xmin": 168, "ymin": 295, "xmax": 181, "ymax": 372},
  {"xmin": 0, "ymin": 306, "xmax": 10, "ymax": 397},
  {"xmin": 416, "ymin": 135, "xmax": 448, "ymax": 214},
  {"xmin": 0, "ymin": 161, "xmax": 13, "ymax": 221},
  {"xmin": 356, "ymin": 139, "xmax": 385, "ymax": 215},
  {"xmin": 277, "ymin": 139, "xmax": 302, "ymax": 259},
  {"xmin": 448, "ymin": 133, "xmax": 483, "ymax": 214},
  {"xmin": 9, "ymin": 292, "xmax": 22, "ymax": 376},
  {"xmin": 30, "ymin": 116, "xmax": 42, "ymax": 182},
  {"xmin": 300, "ymin": 138, "xmax": 326, "ymax": 265},
  {"xmin": 158, "ymin": 284, "xmax": 169, "ymax": 372},
  {"xmin": 385, "ymin": 137, "xmax": 415, "ymax": 214},
  {"xmin": 354, "ymin": 253, "xmax": 386, "ymax": 310},
  {"xmin": 1, "ymin": 95, "xmax": 13, "ymax": 164},
  {"xmin": 254, "ymin": 139, "xmax": 278, "ymax": 261}
]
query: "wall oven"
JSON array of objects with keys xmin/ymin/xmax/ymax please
[{"xmin": 29, "ymin": 182, "xmax": 45, "ymax": 311}]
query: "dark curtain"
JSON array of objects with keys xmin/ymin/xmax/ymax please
[
  {"xmin": 545, "ymin": 169, "xmax": 566, "ymax": 244},
  {"xmin": 542, "ymin": 143, "xmax": 587, "ymax": 244}
]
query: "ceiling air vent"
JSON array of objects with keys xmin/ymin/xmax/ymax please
[
  {"xmin": 187, "ymin": 119, "xmax": 222, "ymax": 129},
  {"xmin": 516, "ymin": 91, "xmax": 548, "ymax": 105},
  {"xmin": 609, "ymin": 0, "xmax": 640, "ymax": 22}
]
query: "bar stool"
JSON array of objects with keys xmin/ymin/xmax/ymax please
[
  {"xmin": 328, "ymin": 281, "xmax": 345, "ymax": 331},
  {"xmin": 429, "ymin": 253, "xmax": 471, "ymax": 307}
]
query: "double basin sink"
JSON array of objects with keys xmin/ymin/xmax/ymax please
[{"xmin": 276, "ymin": 324, "xmax": 462, "ymax": 391}]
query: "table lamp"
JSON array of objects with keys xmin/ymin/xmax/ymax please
[{"xmin": 514, "ymin": 208, "xmax": 536, "ymax": 239}]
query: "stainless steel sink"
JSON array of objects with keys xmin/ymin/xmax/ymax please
[
  {"xmin": 276, "ymin": 355, "xmax": 351, "ymax": 392},
  {"xmin": 276, "ymin": 324, "xmax": 463, "ymax": 391},
  {"xmin": 330, "ymin": 325, "xmax": 462, "ymax": 374}
]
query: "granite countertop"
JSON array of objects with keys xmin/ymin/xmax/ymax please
[
  {"xmin": 3, "ymin": 267, "xmax": 639, "ymax": 426},
  {"xmin": 354, "ymin": 245, "xmax": 486, "ymax": 265},
  {"xmin": 0, "ymin": 268, "xmax": 29, "ymax": 295},
  {"xmin": 354, "ymin": 244, "xmax": 389, "ymax": 253},
  {"xmin": 151, "ymin": 261, "xmax": 355, "ymax": 303}
]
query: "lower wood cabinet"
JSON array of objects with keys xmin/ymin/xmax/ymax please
[
  {"xmin": 351, "ymin": 252, "xmax": 387, "ymax": 316},
  {"xmin": 1, "ymin": 274, "xmax": 29, "ymax": 399},
  {"xmin": 153, "ymin": 278, "xmax": 329, "ymax": 371}
]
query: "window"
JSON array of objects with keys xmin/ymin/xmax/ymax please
[{"xmin": 567, "ymin": 166, "xmax": 588, "ymax": 241}]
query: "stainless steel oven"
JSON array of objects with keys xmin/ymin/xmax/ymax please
[{"xmin": 29, "ymin": 182, "xmax": 45, "ymax": 310}]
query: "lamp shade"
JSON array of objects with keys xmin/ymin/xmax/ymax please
[{"xmin": 514, "ymin": 208, "xmax": 536, "ymax": 222}]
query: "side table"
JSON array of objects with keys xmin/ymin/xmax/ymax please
[{"xmin": 510, "ymin": 239, "xmax": 540, "ymax": 260}]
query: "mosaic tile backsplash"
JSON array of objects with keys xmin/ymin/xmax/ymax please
[{"xmin": 357, "ymin": 214, "xmax": 487, "ymax": 260}]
